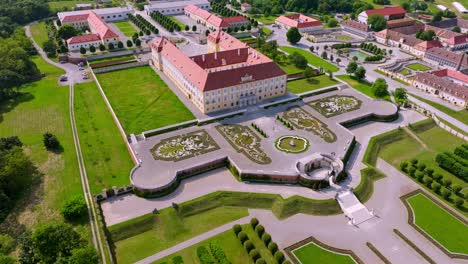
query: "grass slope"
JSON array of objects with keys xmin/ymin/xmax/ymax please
[
  {"xmin": 293, "ymin": 242, "xmax": 355, "ymax": 264},
  {"xmin": 407, "ymin": 194, "xmax": 468, "ymax": 254},
  {"xmin": 110, "ymin": 206, "xmax": 248, "ymax": 264},
  {"xmin": 96, "ymin": 66, "xmax": 195, "ymax": 134},
  {"xmin": 74, "ymin": 81, "xmax": 134, "ymax": 193},
  {"xmin": 287, "ymin": 75, "xmax": 339, "ymax": 94},
  {"xmin": 409, "ymin": 93, "xmax": 468, "ymax": 125},
  {"xmin": 0, "ymin": 56, "xmax": 88, "ymax": 236},
  {"xmin": 279, "ymin": 46, "xmax": 339, "ymax": 73},
  {"xmin": 337, "ymin": 75, "xmax": 390, "ymax": 101},
  {"xmin": 30, "ymin": 22, "xmax": 49, "ymax": 47}
]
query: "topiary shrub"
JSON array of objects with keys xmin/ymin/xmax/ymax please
[
  {"xmin": 443, "ymin": 178, "xmax": 452, "ymax": 188},
  {"xmin": 454, "ymin": 197, "xmax": 464, "ymax": 208},
  {"xmin": 255, "ymin": 225, "xmax": 264, "ymax": 237},
  {"xmin": 415, "ymin": 171, "xmax": 424, "ymax": 182},
  {"xmin": 255, "ymin": 259, "xmax": 266, "ymax": 264},
  {"xmin": 233, "ymin": 224, "xmax": 242, "ymax": 235},
  {"xmin": 274, "ymin": 251, "xmax": 284, "ymax": 263},
  {"xmin": 408, "ymin": 166, "xmax": 417, "ymax": 177},
  {"xmin": 410, "ymin": 158, "xmax": 418, "ymax": 165},
  {"xmin": 451, "ymin": 184, "xmax": 462, "ymax": 195},
  {"xmin": 268, "ymin": 242, "xmax": 278, "ymax": 254},
  {"xmin": 431, "ymin": 182, "xmax": 441, "ymax": 193},
  {"xmin": 250, "ymin": 218, "xmax": 259, "ymax": 228},
  {"xmin": 433, "ymin": 173, "xmax": 443, "ymax": 182},
  {"xmin": 423, "ymin": 176, "xmax": 433, "ymax": 187},
  {"xmin": 60, "ymin": 196, "xmax": 87, "ymax": 221},
  {"xmin": 249, "ymin": 249, "xmax": 260, "ymax": 261},
  {"xmin": 417, "ymin": 163, "xmax": 426, "ymax": 171},
  {"xmin": 441, "ymin": 188, "xmax": 451, "ymax": 200},
  {"xmin": 261, "ymin": 233, "xmax": 271, "ymax": 245},
  {"xmin": 400, "ymin": 161, "xmax": 409, "ymax": 172},
  {"xmin": 237, "ymin": 231, "xmax": 248, "ymax": 243},
  {"xmin": 424, "ymin": 168, "xmax": 434, "ymax": 177},
  {"xmin": 244, "ymin": 240, "xmax": 254, "ymax": 253}
]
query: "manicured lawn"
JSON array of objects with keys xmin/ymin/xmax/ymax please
[
  {"xmin": 407, "ymin": 193, "xmax": 468, "ymax": 254},
  {"xmin": 293, "ymin": 242, "xmax": 356, "ymax": 264},
  {"xmin": 336, "ymin": 35, "xmax": 352, "ymax": 41},
  {"xmin": 277, "ymin": 61, "xmax": 303, "ymax": 75},
  {"xmin": 74, "ymin": 81, "xmax": 134, "ymax": 193},
  {"xmin": 279, "ymin": 46, "xmax": 340, "ymax": 73},
  {"xmin": 409, "ymin": 93, "xmax": 468, "ymax": 125},
  {"xmin": 251, "ymin": 15, "xmax": 279, "ymax": 24},
  {"xmin": 0, "ymin": 56, "xmax": 88, "ymax": 236},
  {"xmin": 168, "ymin": 16, "xmax": 186, "ymax": 29},
  {"xmin": 88, "ymin": 54, "xmax": 135, "ymax": 64},
  {"xmin": 153, "ymin": 228, "xmax": 251, "ymax": 264},
  {"xmin": 406, "ymin": 63, "xmax": 431, "ymax": 71},
  {"xmin": 113, "ymin": 21, "xmax": 138, "ymax": 37},
  {"xmin": 262, "ymin": 26, "xmax": 272, "ymax": 36},
  {"xmin": 30, "ymin": 21, "xmax": 49, "ymax": 47},
  {"xmin": 48, "ymin": 0, "xmax": 94, "ymax": 11},
  {"xmin": 110, "ymin": 206, "xmax": 248, "ymax": 264},
  {"xmin": 337, "ymin": 75, "xmax": 390, "ymax": 101},
  {"xmin": 399, "ymin": 68, "xmax": 412, "ymax": 76},
  {"xmin": 95, "ymin": 66, "xmax": 195, "ymax": 134},
  {"xmin": 243, "ymin": 224, "xmax": 277, "ymax": 263},
  {"xmin": 287, "ymin": 75, "xmax": 339, "ymax": 94}
]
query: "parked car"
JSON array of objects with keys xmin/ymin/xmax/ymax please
[
  {"xmin": 59, "ymin": 75, "xmax": 68, "ymax": 82},
  {"xmin": 59, "ymin": 60, "xmax": 67, "ymax": 64}
]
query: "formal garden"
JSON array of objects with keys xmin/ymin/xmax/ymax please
[
  {"xmin": 289, "ymin": 238, "xmax": 358, "ymax": 264},
  {"xmin": 113, "ymin": 21, "xmax": 139, "ymax": 37},
  {"xmin": 281, "ymin": 107, "xmax": 336, "ymax": 143},
  {"xmin": 406, "ymin": 63, "xmax": 431, "ymax": 71},
  {"xmin": 275, "ymin": 135, "xmax": 310, "ymax": 154},
  {"xmin": 405, "ymin": 192, "xmax": 468, "ymax": 255},
  {"xmin": 150, "ymin": 130, "xmax": 220, "ymax": 162},
  {"xmin": 216, "ymin": 124, "xmax": 272, "ymax": 164},
  {"xmin": 308, "ymin": 95, "xmax": 362, "ymax": 118}
]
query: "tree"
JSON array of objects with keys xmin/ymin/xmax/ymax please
[
  {"xmin": 89, "ymin": 45, "xmax": 95, "ymax": 53},
  {"xmin": 99, "ymin": 44, "xmax": 105, "ymax": 51},
  {"xmin": 250, "ymin": 218, "xmax": 259, "ymax": 228},
  {"xmin": 372, "ymin": 78, "xmax": 389, "ymax": 98},
  {"xmin": 139, "ymin": 31, "xmax": 144, "ymax": 36},
  {"xmin": 394, "ymin": 88, "xmax": 407, "ymax": 101},
  {"xmin": 0, "ymin": 234, "xmax": 14, "ymax": 255},
  {"xmin": 289, "ymin": 52, "xmax": 307, "ymax": 69},
  {"xmin": 453, "ymin": 26, "xmax": 461, "ymax": 33},
  {"xmin": 327, "ymin": 18, "xmax": 338, "ymax": 28},
  {"xmin": 135, "ymin": 38, "xmax": 141, "ymax": 47},
  {"xmin": 304, "ymin": 67, "xmax": 314, "ymax": 78},
  {"xmin": 309, "ymin": 46, "xmax": 314, "ymax": 53},
  {"xmin": 432, "ymin": 11, "xmax": 443, "ymax": 22},
  {"xmin": 321, "ymin": 51, "xmax": 327, "ymax": 59},
  {"xmin": 32, "ymin": 223, "xmax": 83, "ymax": 263},
  {"xmin": 185, "ymin": 25, "xmax": 189, "ymax": 31},
  {"xmin": 68, "ymin": 246, "xmax": 99, "ymax": 264},
  {"xmin": 57, "ymin": 24, "xmax": 78, "ymax": 40},
  {"xmin": 336, "ymin": 58, "xmax": 341, "ymax": 65},
  {"xmin": 286, "ymin": 27, "xmax": 301, "ymax": 44},
  {"xmin": 79, "ymin": 46, "xmax": 86, "ymax": 55},
  {"xmin": 454, "ymin": 197, "xmax": 464, "ymax": 207},
  {"xmin": 192, "ymin": 25, "xmax": 197, "ymax": 32},
  {"xmin": 346, "ymin": 61, "xmax": 358, "ymax": 74},
  {"xmin": 61, "ymin": 196, "xmax": 87, "ymax": 221},
  {"xmin": 368, "ymin": 14, "xmax": 387, "ymax": 31},
  {"xmin": 354, "ymin": 66, "xmax": 366, "ymax": 80},
  {"xmin": 117, "ymin": 41, "xmax": 124, "ymax": 49},
  {"xmin": 60, "ymin": 45, "xmax": 68, "ymax": 53},
  {"xmin": 43, "ymin": 132, "xmax": 61, "ymax": 151},
  {"xmin": 43, "ymin": 39, "xmax": 57, "ymax": 57},
  {"xmin": 127, "ymin": 39, "xmax": 133, "ymax": 48}
]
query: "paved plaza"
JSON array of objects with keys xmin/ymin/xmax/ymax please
[{"xmin": 130, "ymin": 87, "xmax": 397, "ymax": 191}]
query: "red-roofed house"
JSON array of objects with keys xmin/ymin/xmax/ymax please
[
  {"xmin": 151, "ymin": 32, "xmax": 286, "ymax": 113},
  {"xmin": 412, "ymin": 70, "xmax": 468, "ymax": 107},
  {"xmin": 185, "ymin": 5, "xmax": 249, "ymax": 30},
  {"xmin": 61, "ymin": 11, "xmax": 120, "ymax": 51},
  {"xmin": 241, "ymin": 3, "xmax": 251, "ymax": 13},
  {"xmin": 275, "ymin": 14, "xmax": 322, "ymax": 33},
  {"xmin": 358, "ymin": 6, "xmax": 406, "ymax": 24}
]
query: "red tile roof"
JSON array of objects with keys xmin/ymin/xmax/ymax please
[
  {"xmin": 151, "ymin": 33, "xmax": 285, "ymax": 92},
  {"xmin": 341, "ymin": 20, "xmax": 369, "ymax": 32},
  {"xmin": 276, "ymin": 14, "xmax": 321, "ymax": 28},
  {"xmin": 414, "ymin": 40, "xmax": 442, "ymax": 51},
  {"xmin": 185, "ymin": 4, "xmax": 212, "ymax": 20},
  {"xmin": 67, "ymin": 34, "xmax": 100, "ymax": 44},
  {"xmin": 386, "ymin": 18, "xmax": 415, "ymax": 29},
  {"xmin": 208, "ymin": 30, "xmax": 247, "ymax": 50},
  {"xmin": 222, "ymin": 16, "xmax": 249, "ymax": 24},
  {"xmin": 432, "ymin": 69, "xmax": 468, "ymax": 84},
  {"xmin": 414, "ymin": 71, "xmax": 468, "ymax": 100},
  {"xmin": 207, "ymin": 15, "xmax": 229, "ymax": 28},
  {"xmin": 88, "ymin": 11, "xmax": 118, "ymax": 39},
  {"xmin": 62, "ymin": 14, "xmax": 89, "ymax": 22},
  {"xmin": 365, "ymin": 6, "xmax": 406, "ymax": 16}
]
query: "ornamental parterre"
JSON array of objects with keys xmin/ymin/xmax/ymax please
[{"xmin": 309, "ymin": 95, "xmax": 361, "ymax": 118}]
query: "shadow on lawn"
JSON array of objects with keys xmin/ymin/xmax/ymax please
[{"xmin": 0, "ymin": 92, "xmax": 35, "ymax": 124}]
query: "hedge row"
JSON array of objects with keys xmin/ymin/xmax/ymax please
[
  {"xmin": 454, "ymin": 145, "xmax": 468, "ymax": 160},
  {"xmin": 363, "ymin": 128, "xmax": 406, "ymax": 166},
  {"xmin": 128, "ymin": 14, "xmax": 157, "ymax": 35},
  {"xmin": 360, "ymin": 42, "xmax": 385, "ymax": 55},
  {"xmin": 331, "ymin": 43, "xmax": 352, "ymax": 49},
  {"xmin": 209, "ymin": 242, "xmax": 230, "ymax": 264},
  {"xmin": 197, "ymin": 246, "xmax": 215, "ymax": 264},
  {"xmin": 151, "ymin": 11, "xmax": 181, "ymax": 32},
  {"xmin": 435, "ymin": 152, "xmax": 468, "ymax": 182}
]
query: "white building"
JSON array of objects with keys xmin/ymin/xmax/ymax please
[
  {"xmin": 357, "ymin": 6, "xmax": 406, "ymax": 24},
  {"xmin": 453, "ymin": 2, "xmax": 468, "ymax": 14},
  {"xmin": 144, "ymin": 0, "xmax": 210, "ymax": 15},
  {"xmin": 58, "ymin": 7, "xmax": 134, "ymax": 23},
  {"xmin": 436, "ymin": 4, "xmax": 447, "ymax": 11}
]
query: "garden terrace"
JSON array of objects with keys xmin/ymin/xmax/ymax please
[
  {"xmin": 279, "ymin": 46, "xmax": 340, "ymax": 73},
  {"xmin": 287, "ymin": 75, "xmax": 340, "ymax": 94},
  {"xmin": 308, "ymin": 95, "xmax": 362, "ymax": 118}
]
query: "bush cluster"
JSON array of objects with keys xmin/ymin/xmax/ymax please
[
  {"xmin": 365, "ymin": 55, "xmax": 384, "ymax": 62},
  {"xmin": 212, "ymin": 3, "xmax": 258, "ymax": 27},
  {"xmin": 209, "ymin": 242, "xmax": 230, "ymax": 264},
  {"xmin": 435, "ymin": 145, "xmax": 468, "ymax": 182},
  {"xmin": 400, "ymin": 159, "xmax": 466, "ymax": 208},
  {"xmin": 331, "ymin": 43, "xmax": 351, "ymax": 49},
  {"xmin": 128, "ymin": 14, "xmax": 157, "ymax": 35},
  {"xmin": 251, "ymin": 123, "xmax": 268, "ymax": 138},
  {"xmin": 150, "ymin": 11, "xmax": 179, "ymax": 32},
  {"xmin": 360, "ymin": 42, "xmax": 385, "ymax": 56},
  {"xmin": 60, "ymin": 196, "xmax": 87, "ymax": 221},
  {"xmin": 196, "ymin": 246, "xmax": 216, "ymax": 264},
  {"xmin": 43, "ymin": 132, "xmax": 60, "ymax": 151}
]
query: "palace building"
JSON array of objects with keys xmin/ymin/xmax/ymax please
[{"xmin": 151, "ymin": 31, "xmax": 287, "ymax": 113}]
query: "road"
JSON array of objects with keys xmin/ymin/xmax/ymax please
[{"xmin": 25, "ymin": 22, "xmax": 108, "ymax": 263}]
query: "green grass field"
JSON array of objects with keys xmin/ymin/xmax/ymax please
[
  {"xmin": 336, "ymin": 35, "xmax": 352, "ymax": 41},
  {"xmin": 0, "ymin": 56, "xmax": 89, "ymax": 236},
  {"xmin": 74, "ymin": 81, "xmax": 134, "ymax": 193},
  {"xmin": 407, "ymin": 193, "xmax": 468, "ymax": 254},
  {"xmin": 262, "ymin": 26, "xmax": 272, "ymax": 36},
  {"xmin": 168, "ymin": 16, "xmax": 186, "ymax": 29},
  {"xmin": 287, "ymin": 75, "xmax": 339, "ymax": 94},
  {"xmin": 293, "ymin": 242, "xmax": 356, "ymax": 264},
  {"xmin": 379, "ymin": 124, "xmax": 467, "ymax": 213},
  {"xmin": 113, "ymin": 21, "xmax": 138, "ymax": 37},
  {"xmin": 88, "ymin": 54, "xmax": 135, "ymax": 64},
  {"xmin": 409, "ymin": 93, "xmax": 468, "ymax": 125},
  {"xmin": 95, "ymin": 66, "xmax": 195, "ymax": 134},
  {"xmin": 30, "ymin": 22, "xmax": 50, "ymax": 47},
  {"xmin": 110, "ymin": 206, "xmax": 248, "ymax": 264},
  {"xmin": 48, "ymin": 0, "xmax": 94, "ymax": 11},
  {"xmin": 399, "ymin": 68, "xmax": 412, "ymax": 76},
  {"xmin": 406, "ymin": 63, "xmax": 431, "ymax": 71},
  {"xmin": 250, "ymin": 15, "xmax": 279, "ymax": 24},
  {"xmin": 152, "ymin": 228, "xmax": 250, "ymax": 264},
  {"xmin": 279, "ymin": 46, "xmax": 340, "ymax": 73},
  {"xmin": 337, "ymin": 75, "xmax": 391, "ymax": 101}
]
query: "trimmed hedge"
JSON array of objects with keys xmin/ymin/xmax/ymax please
[
  {"xmin": 354, "ymin": 167, "xmax": 386, "ymax": 203},
  {"xmin": 197, "ymin": 246, "xmax": 215, "ymax": 264},
  {"xmin": 435, "ymin": 152, "xmax": 468, "ymax": 182},
  {"xmin": 363, "ymin": 128, "xmax": 406, "ymax": 166},
  {"xmin": 209, "ymin": 242, "xmax": 230, "ymax": 264}
]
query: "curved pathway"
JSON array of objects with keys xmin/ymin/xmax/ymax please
[{"xmin": 25, "ymin": 22, "xmax": 108, "ymax": 263}]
